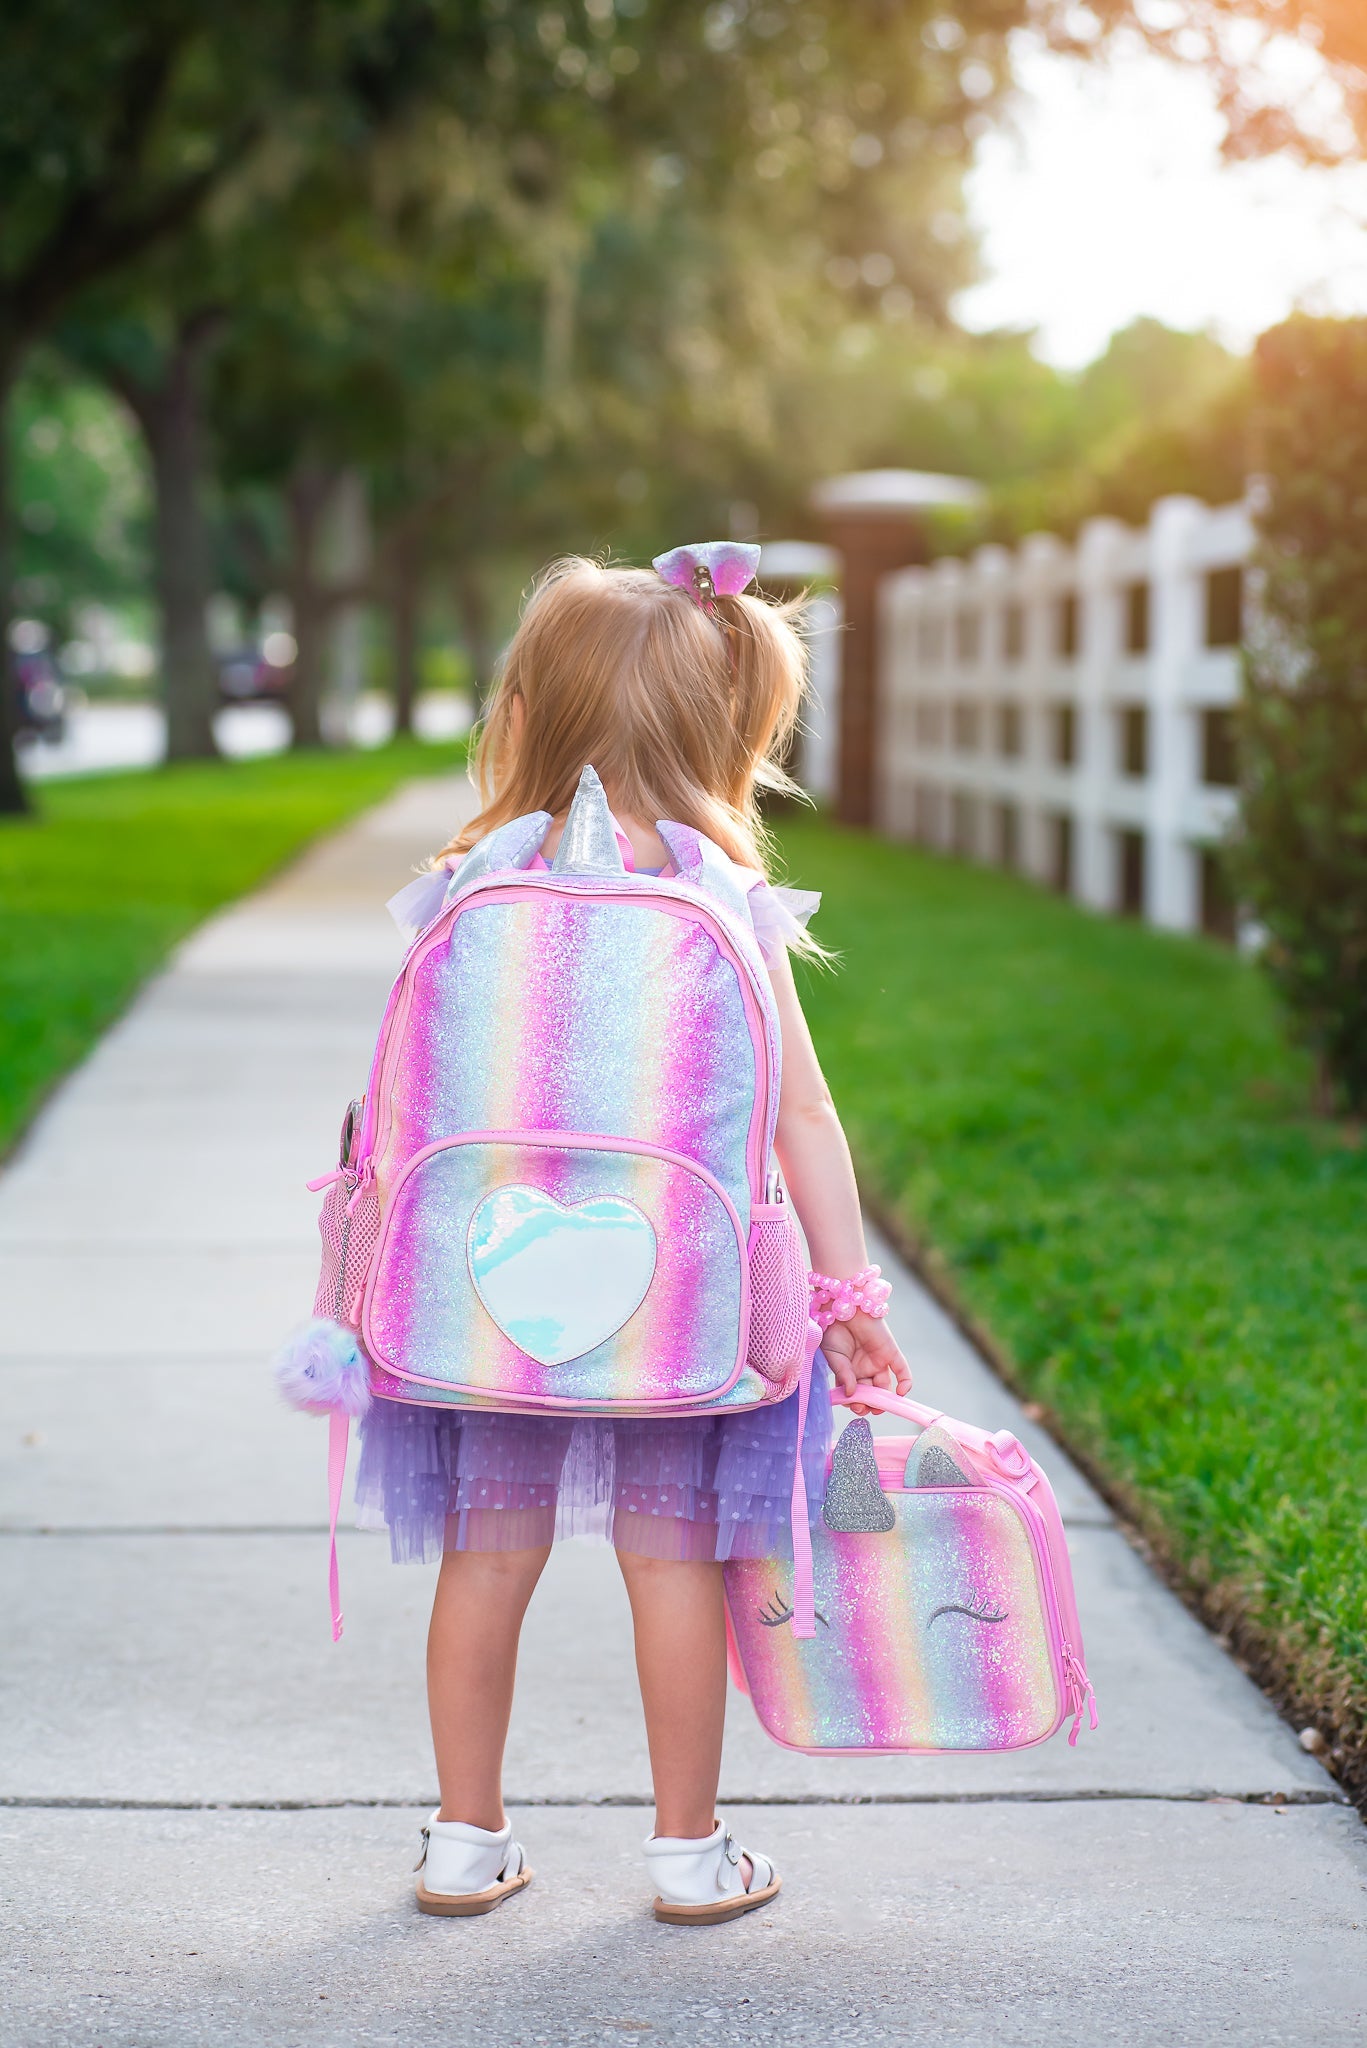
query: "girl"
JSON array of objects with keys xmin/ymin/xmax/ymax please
[{"xmin": 357, "ymin": 551, "xmax": 910, "ymax": 1921}]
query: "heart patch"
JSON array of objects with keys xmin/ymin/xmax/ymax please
[{"xmin": 466, "ymin": 1184, "xmax": 657, "ymax": 1366}]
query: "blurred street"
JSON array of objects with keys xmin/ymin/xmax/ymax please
[
  {"xmin": 18, "ymin": 693, "xmax": 472, "ymax": 781},
  {"xmin": 1, "ymin": 774, "xmax": 1363, "ymax": 2047}
]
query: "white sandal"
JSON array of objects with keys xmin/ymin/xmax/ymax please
[
  {"xmin": 644, "ymin": 1818, "xmax": 781, "ymax": 1925},
  {"xmin": 414, "ymin": 1812, "xmax": 533, "ymax": 1916}
]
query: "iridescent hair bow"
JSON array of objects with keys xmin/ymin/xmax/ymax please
[{"xmin": 652, "ymin": 541, "xmax": 760, "ymax": 615}]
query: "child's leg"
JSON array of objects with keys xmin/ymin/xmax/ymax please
[
  {"xmin": 427, "ymin": 1544, "xmax": 551, "ymax": 1830},
  {"xmin": 614, "ymin": 1551, "xmax": 728, "ymax": 1839}
]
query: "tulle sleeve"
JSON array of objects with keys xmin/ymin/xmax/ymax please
[
  {"xmin": 386, "ymin": 867, "xmax": 452, "ymax": 942},
  {"xmin": 747, "ymin": 880, "xmax": 822, "ymax": 965}
]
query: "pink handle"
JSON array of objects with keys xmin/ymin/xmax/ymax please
[
  {"xmin": 830, "ymin": 1384, "xmax": 1036, "ymax": 1484},
  {"xmin": 831, "ymin": 1382, "xmax": 946, "ymax": 1430}
]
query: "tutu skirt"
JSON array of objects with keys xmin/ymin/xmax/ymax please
[{"xmin": 356, "ymin": 1356, "xmax": 833, "ymax": 1563}]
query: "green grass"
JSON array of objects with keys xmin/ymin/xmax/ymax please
[
  {"xmin": 0, "ymin": 741, "xmax": 464, "ymax": 1156},
  {"xmin": 781, "ymin": 815, "xmax": 1367, "ymax": 1767}
]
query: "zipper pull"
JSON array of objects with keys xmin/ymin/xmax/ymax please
[
  {"xmin": 306, "ymin": 1167, "xmax": 345, "ymax": 1193},
  {"xmin": 345, "ymin": 1158, "xmax": 374, "ymax": 1216},
  {"xmin": 1063, "ymin": 1644, "xmax": 1097, "ymax": 1746}
]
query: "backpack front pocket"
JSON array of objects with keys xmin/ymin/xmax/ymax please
[{"xmin": 363, "ymin": 1133, "xmax": 748, "ymax": 1410}]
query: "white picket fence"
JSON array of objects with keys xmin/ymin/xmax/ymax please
[{"xmin": 874, "ymin": 495, "xmax": 1253, "ymax": 936}]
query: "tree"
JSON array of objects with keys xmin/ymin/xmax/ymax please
[
  {"xmin": 0, "ymin": 0, "xmax": 505, "ymax": 795},
  {"xmin": 1076, "ymin": 2, "xmax": 1367, "ymax": 162},
  {"xmin": 9, "ymin": 357, "xmax": 150, "ymax": 638},
  {"xmin": 0, "ymin": 1, "xmax": 278, "ymax": 806},
  {"xmin": 59, "ymin": 298, "xmax": 227, "ymax": 757},
  {"xmin": 206, "ymin": 0, "xmax": 1033, "ymax": 741},
  {"xmin": 1226, "ymin": 316, "xmax": 1367, "ymax": 1114}
]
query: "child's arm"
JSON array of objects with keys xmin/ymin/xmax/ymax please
[{"xmin": 766, "ymin": 945, "xmax": 911, "ymax": 1409}]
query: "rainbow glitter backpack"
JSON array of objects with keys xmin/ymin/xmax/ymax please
[{"xmin": 278, "ymin": 766, "xmax": 818, "ymax": 1633}]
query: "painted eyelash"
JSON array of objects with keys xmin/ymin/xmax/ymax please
[
  {"xmin": 757, "ymin": 1589, "xmax": 829, "ymax": 1629},
  {"xmin": 928, "ymin": 1595, "xmax": 1008, "ymax": 1628}
]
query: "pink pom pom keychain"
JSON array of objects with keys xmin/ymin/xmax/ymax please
[{"xmin": 808, "ymin": 1264, "xmax": 892, "ymax": 1332}]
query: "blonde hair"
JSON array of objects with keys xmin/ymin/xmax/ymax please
[{"xmin": 438, "ymin": 555, "xmax": 810, "ymax": 887}]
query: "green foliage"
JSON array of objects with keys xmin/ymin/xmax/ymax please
[
  {"xmin": 0, "ymin": 740, "xmax": 461, "ymax": 1155},
  {"xmin": 1227, "ymin": 316, "xmax": 1367, "ymax": 1115},
  {"xmin": 968, "ymin": 319, "xmax": 1250, "ymax": 544},
  {"xmin": 9, "ymin": 355, "xmax": 150, "ymax": 629},
  {"xmin": 780, "ymin": 815, "xmax": 1367, "ymax": 1753}
]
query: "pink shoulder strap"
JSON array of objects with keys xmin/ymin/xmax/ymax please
[
  {"xmin": 327, "ymin": 1410, "xmax": 349, "ymax": 1642},
  {"xmin": 789, "ymin": 1332, "xmax": 821, "ymax": 1637}
]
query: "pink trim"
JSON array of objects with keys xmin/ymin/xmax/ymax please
[
  {"xmin": 327, "ymin": 1410, "xmax": 348, "ymax": 1643},
  {"xmin": 361, "ymin": 1129, "xmax": 754, "ymax": 1406}
]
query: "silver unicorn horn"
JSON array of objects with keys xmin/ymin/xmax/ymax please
[{"xmin": 551, "ymin": 765, "xmax": 626, "ymax": 876}]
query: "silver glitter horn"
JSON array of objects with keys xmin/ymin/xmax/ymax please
[{"xmin": 551, "ymin": 764, "xmax": 626, "ymax": 876}]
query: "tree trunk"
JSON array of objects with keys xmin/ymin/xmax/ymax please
[
  {"xmin": 454, "ymin": 559, "xmax": 494, "ymax": 713},
  {"xmin": 391, "ymin": 535, "xmax": 421, "ymax": 738},
  {"xmin": 0, "ymin": 344, "xmax": 33, "ymax": 815},
  {"xmin": 109, "ymin": 311, "xmax": 224, "ymax": 763},
  {"xmin": 286, "ymin": 462, "xmax": 337, "ymax": 750}
]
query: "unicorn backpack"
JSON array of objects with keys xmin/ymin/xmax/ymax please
[{"xmin": 279, "ymin": 765, "xmax": 818, "ymax": 1633}]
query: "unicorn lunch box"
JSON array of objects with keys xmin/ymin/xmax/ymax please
[{"xmin": 723, "ymin": 1388, "xmax": 1096, "ymax": 1756}]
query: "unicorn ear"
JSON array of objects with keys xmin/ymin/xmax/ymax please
[
  {"xmin": 552, "ymin": 765, "xmax": 626, "ymax": 875},
  {"xmin": 904, "ymin": 1424, "xmax": 977, "ymax": 1490},
  {"xmin": 656, "ymin": 821, "xmax": 755, "ymax": 925},
  {"xmin": 447, "ymin": 811, "xmax": 553, "ymax": 891},
  {"xmin": 822, "ymin": 1418, "xmax": 896, "ymax": 1533}
]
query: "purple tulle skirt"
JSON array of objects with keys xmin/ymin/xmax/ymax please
[{"xmin": 355, "ymin": 1356, "xmax": 833, "ymax": 1563}]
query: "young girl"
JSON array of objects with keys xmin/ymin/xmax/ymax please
[{"xmin": 356, "ymin": 551, "xmax": 910, "ymax": 1921}]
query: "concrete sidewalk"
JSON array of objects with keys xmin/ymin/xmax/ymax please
[{"xmin": 2, "ymin": 775, "xmax": 1364, "ymax": 2046}]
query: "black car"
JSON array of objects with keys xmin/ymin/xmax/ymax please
[
  {"xmin": 218, "ymin": 648, "xmax": 292, "ymax": 705},
  {"xmin": 14, "ymin": 650, "xmax": 67, "ymax": 743}
]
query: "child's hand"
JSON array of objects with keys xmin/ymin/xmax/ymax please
[{"xmin": 822, "ymin": 1312, "xmax": 912, "ymax": 1417}]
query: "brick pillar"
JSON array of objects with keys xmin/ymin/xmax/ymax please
[{"xmin": 822, "ymin": 512, "xmax": 930, "ymax": 827}]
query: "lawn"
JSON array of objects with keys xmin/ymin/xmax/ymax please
[
  {"xmin": 0, "ymin": 740, "xmax": 464, "ymax": 1157},
  {"xmin": 781, "ymin": 814, "xmax": 1367, "ymax": 1781}
]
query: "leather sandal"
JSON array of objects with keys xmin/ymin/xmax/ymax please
[
  {"xmin": 645, "ymin": 1818, "xmax": 781, "ymax": 1925},
  {"xmin": 414, "ymin": 1812, "xmax": 533, "ymax": 1916}
]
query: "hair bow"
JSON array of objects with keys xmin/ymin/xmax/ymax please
[{"xmin": 652, "ymin": 541, "xmax": 760, "ymax": 612}]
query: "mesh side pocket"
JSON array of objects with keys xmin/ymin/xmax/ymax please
[
  {"xmin": 312, "ymin": 1181, "xmax": 382, "ymax": 1326},
  {"xmin": 747, "ymin": 1205, "xmax": 808, "ymax": 1387}
]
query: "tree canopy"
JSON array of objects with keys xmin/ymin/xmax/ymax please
[{"xmin": 0, "ymin": 0, "xmax": 1355, "ymax": 795}]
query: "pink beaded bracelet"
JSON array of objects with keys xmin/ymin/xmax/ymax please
[{"xmin": 808, "ymin": 1264, "xmax": 892, "ymax": 1332}]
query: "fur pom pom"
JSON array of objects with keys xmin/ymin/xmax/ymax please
[{"xmin": 274, "ymin": 1318, "xmax": 372, "ymax": 1417}]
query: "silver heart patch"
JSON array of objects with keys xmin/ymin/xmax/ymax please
[{"xmin": 466, "ymin": 1184, "xmax": 657, "ymax": 1366}]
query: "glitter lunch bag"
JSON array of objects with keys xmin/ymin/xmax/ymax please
[
  {"xmin": 278, "ymin": 764, "xmax": 819, "ymax": 1634},
  {"xmin": 724, "ymin": 1386, "xmax": 1097, "ymax": 1755}
]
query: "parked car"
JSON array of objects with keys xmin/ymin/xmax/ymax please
[
  {"xmin": 13, "ymin": 650, "xmax": 67, "ymax": 743},
  {"xmin": 217, "ymin": 649, "xmax": 292, "ymax": 705}
]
